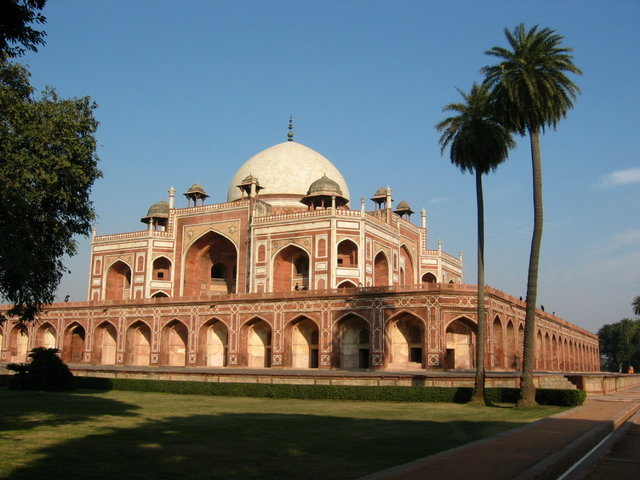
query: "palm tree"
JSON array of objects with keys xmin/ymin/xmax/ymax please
[
  {"xmin": 483, "ymin": 24, "xmax": 582, "ymax": 407},
  {"xmin": 632, "ymin": 296, "xmax": 640, "ymax": 317},
  {"xmin": 437, "ymin": 83, "xmax": 514, "ymax": 403}
]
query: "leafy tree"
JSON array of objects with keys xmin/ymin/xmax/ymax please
[
  {"xmin": 7, "ymin": 347, "xmax": 75, "ymax": 390},
  {"xmin": 0, "ymin": 0, "xmax": 47, "ymax": 59},
  {"xmin": 483, "ymin": 24, "xmax": 582, "ymax": 407},
  {"xmin": 0, "ymin": 60, "xmax": 101, "ymax": 323},
  {"xmin": 598, "ymin": 319, "xmax": 640, "ymax": 372},
  {"xmin": 632, "ymin": 295, "xmax": 640, "ymax": 317},
  {"xmin": 437, "ymin": 83, "xmax": 515, "ymax": 404}
]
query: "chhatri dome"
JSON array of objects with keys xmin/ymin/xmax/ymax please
[{"xmin": 227, "ymin": 120, "xmax": 350, "ymax": 207}]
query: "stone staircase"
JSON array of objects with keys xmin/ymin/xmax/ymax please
[{"xmin": 537, "ymin": 375, "xmax": 577, "ymax": 390}]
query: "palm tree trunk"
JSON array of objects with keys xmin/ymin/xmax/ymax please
[
  {"xmin": 472, "ymin": 170, "xmax": 486, "ymax": 403},
  {"xmin": 518, "ymin": 127, "xmax": 543, "ymax": 407}
]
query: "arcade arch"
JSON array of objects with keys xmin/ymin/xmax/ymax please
[
  {"xmin": 9, "ymin": 327, "xmax": 29, "ymax": 362},
  {"xmin": 63, "ymin": 323, "xmax": 85, "ymax": 363},
  {"xmin": 336, "ymin": 315, "xmax": 370, "ymax": 369},
  {"xmin": 286, "ymin": 317, "xmax": 319, "ymax": 368},
  {"xmin": 445, "ymin": 317, "xmax": 476, "ymax": 370},
  {"xmin": 94, "ymin": 322, "xmax": 117, "ymax": 365},
  {"xmin": 35, "ymin": 323, "xmax": 56, "ymax": 349},
  {"xmin": 198, "ymin": 319, "xmax": 228, "ymax": 367},
  {"xmin": 125, "ymin": 321, "xmax": 151, "ymax": 366},
  {"xmin": 337, "ymin": 239, "xmax": 358, "ymax": 267},
  {"xmin": 386, "ymin": 313, "xmax": 424, "ymax": 368},
  {"xmin": 161, "ymin": 320, "xmax": 188, "ymax": 366},
  {"xmin": 241, "ymin": 318, "xmax": 272, "ymax": 368}
]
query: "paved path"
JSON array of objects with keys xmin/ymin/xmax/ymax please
[{"xmin": 360, "ymin": 387, "xmax": 640, "ymax": 480}]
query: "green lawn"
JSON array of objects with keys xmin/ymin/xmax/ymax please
[{"xmin": 0, "ymin": 388, "xmax": 566, "ymax": 479}]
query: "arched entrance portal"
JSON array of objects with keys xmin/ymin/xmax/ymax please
[
  {"xmin": 337, "ymin": 315, "xmax": 370, "ymax": 369},
  {"xmin": 63, "ymin": 323, "xmax": 85, "ymax": 363},
  {"xmin": 273, "ymin": 245, "xmax": 310, "ymax": 291},
  {"xmin": 386, "ymin": 314, "xmax": 424, "ymax": 368},
  {"xmin": 198, "ymin": 319, "xmax": 228, "ymax": 367},
  {"xmin": 125, "ymin": 321, "xmax": 151, "ymax": 366},
  {"xmin": 242, "ymin": 319, "xmax": 272, "ymax": 368},
  {"xmin": 94, "ymin": 322, "xmax": 117, "ymax": 365},
  {"xmin": 286, "ymin": 317, "xmax": 319, "ymax": 368},
  {"xmin": 445, "ymin": 318, "xmax": 476, "ymax": 370},
  {"xmin": 161, "ymin": 320, "xmax": 188, "ymax": 366},
  {"xmin": 183, "ymin": 231, "xmax": 238, "ymax": 296}
]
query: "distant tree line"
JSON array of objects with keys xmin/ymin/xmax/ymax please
[{"xmin": 598, "ymin": 296, "xmax": 640, "ymax": 372}]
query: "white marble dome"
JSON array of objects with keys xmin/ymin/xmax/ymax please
[{"xmin": 227, "ymin": 141, "xmax": 350, "ymax": 207}]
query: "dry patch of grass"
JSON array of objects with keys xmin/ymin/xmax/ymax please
[{"xmin": 0, "ymin": 389, "xmax": 566, "ymax": 479}]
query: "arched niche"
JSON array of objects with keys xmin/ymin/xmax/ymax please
[
  {"xmin": 105, "ymin": 260, "xmax": 132, "ymax": 300},
  {"xmin": 273, "ymin": 245, "xmax": 310, "ymax": 292},
  {"xmin": 445, "ymin": 317, "xmax": 476, "ymax": 370},
  {"xmin": 63, "ymin": 323, "xmax": 85, "ymax": 363},
  {"xmin": 241, "ymin": 319, "xmax": 272, "ymax": 368},
  {"xmin": 336, "ymin": 315, "xmax": 370, "ymax": 369},
  {"xmin": 125, "ymin": 321, "xmax": 151, "ymax": 366},
  {"xmin": 373, "ymin": 251, "xmax": 390, "ymax": 287},
  {"xmin": 183, "ymin": 231, "xmax": 238, "ymax": 296},
  {"xmin": 35, "ymin": 323, "xmax": 56, "ymax": 349},
  {"xmin": 153, "ymin": 256, "xmax": 171, "ymax": 280},
  {"xmin": 337, "ymin": 239, "xmax": 358, "ymax": 267},
  {"xmin": 94, "ymin": 322, "xmax": 117, "ymax": 365},
  {"xmin": 161, "ymin": 320, "xmax": 188, "ymax": 366},
  {"xmin": 421, "ymin": 272, "xmax": 437, "ymax": 284},
  {"xmin": 9, "ymin": 326, "xmax": 29, "ymax": 363},
  {"xmin": 285, "ymin": 317, "xmax": 319, "ymax": 369},
  {"xmin": 399, "ymin": 245, "xmax": 414, "ymax": 285},
  {"xmin": 386, "ymin": 313, "xmax": 425, "ymax": 368},
  {"xmin": 492, "ymin": 317, "xmax": 504, "ymax": 369},
  {"xmin": 198, "ymin": 319, "xmax": 228, "ymax": 367}
]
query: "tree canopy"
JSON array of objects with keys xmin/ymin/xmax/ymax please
[
  {"xmin": 0, "ymin": 0, "xmax": 47, "ymax": 59},
  {"xmin": 599, "ymin": 319, "xmax": 640, "ymax": 372},
  {"xmin": 0, "ymin": 60, "xmax": 101, "ymax": 322}
]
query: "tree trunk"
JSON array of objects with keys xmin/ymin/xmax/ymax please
[
  {"xmin": 518, "ymin": 127, "xmax": 543, "ymax": 407},
  {"xmin": 471, "ymin": 170, "xmax": 486, "ymax": 404}
]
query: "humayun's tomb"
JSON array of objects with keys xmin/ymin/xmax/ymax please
[{"xmin": 0, "ymin": 125, "xmax": 599, "ymax": 375}]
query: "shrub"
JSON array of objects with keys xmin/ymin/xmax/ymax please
[
  {"xmin": 7, "ymin": 347, "xmax": 75, "ymax": 391},
  {"xmin": 75, "ymin": 377, "xmax": 584, "ymax": 406}
]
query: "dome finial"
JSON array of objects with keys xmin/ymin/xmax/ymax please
[{"xmin": 287, "ymin": 115, "xmax": 294, "ymax": 141}]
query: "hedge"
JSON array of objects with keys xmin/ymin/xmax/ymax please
[{"xmin": 74, "ymin": 376, "xmax": 586, "ymax": 406}]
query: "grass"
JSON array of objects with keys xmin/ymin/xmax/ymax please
[{"xmin": 0, "ymin": 388, "xmax": 567, "ymax": 479}]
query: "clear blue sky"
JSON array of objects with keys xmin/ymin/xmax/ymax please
[{"xmin": 20, "ymin": 0, "xmax": 640, "ymax": 334}]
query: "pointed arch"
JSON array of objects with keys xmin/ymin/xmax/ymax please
[
  {"xmin": 183, "ymin": 230, "xmax": 238, "ymax": 296},
  {"xmin": 152, "ymin": 256, "xmax": 172, "ymax": 281},
  {"xmin": 105, "ymin": 260, "xmax": 132, "ymax": 300},
  {"xmin": 273, "ymin": 244, "xmax": 310, "ymax": 292},
  {"xmin": 35, "ymin": 322, "xmax": 57, "ymax": 349},
  {"xmin": 337, "ymin": 239, "xmax": 358, "ymax": 267},
  {"xmin": 63, "ymin": 322, "xmax": 85, "ymax": 363},
  {"xmin": 505, "ymin": 321, "xmax": 516, "ymax": 369},
  {"xmin": 421, "ymin": 272, "xmax": 437, "ymax": 284},
  {"xmin": 373, "ymin": 251, "xmax": 390, "ymax": 287},
  {"xmin": 337, "ymin": 280, "xmax": 357, "ymax": 289},
  {"xmin": 285, "ymin": 316, "xmax": 319, "ymax": 368},
  {"xmin": 9, "ymin": 326, "xmax": 29, "ymax": 363},
  {"xmin": 151, "ymin": 291, "xmax": 169, "ymax": 298},
  {"xmin": 160, "ymin": 319, "xmax": 188, "ymax": 366},
  {"xmin": 492, "ymin": 316, "xmax": 504, "ymax": 369},
  {"xmin": 240, "ymin": 318, "xmax": 272, "ymax": 368},
  {"xmin": 385, "ymin": 312, "xmax": 425, "ymax": 368},
  {"xmin": 94, "ymin": 321, "xmax": 117, "ymax": 365},
  {"xmin": 335, "ymin": 314, "xmax": 370, "ymax": 369},
  {"xmin": 444, "ymin": 316, "xmax": 477, "ymax": 370},
  {"xmin": 399, "ymin": 245, "xmax": 415, "ymax": 285},
  {"xmin": 198, "ymin": 318, "xmax": 228, "ymax": 367},
  {"xmin": 125, "ymin": 320, "xmax": 151, "ymax": 366}
]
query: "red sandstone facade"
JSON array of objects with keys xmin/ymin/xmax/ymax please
[{"xmin": 0, "ymin": 137, "xmax": 599, "ymax": 372}]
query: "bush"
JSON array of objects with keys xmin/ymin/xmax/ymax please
[
  {"xmin": 75, "ymin": 377, "xmax": 584, "ymax": 406},
  {"xmin": 7, "ymin": 347, "xmax": 75, "ymax": 391}
]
